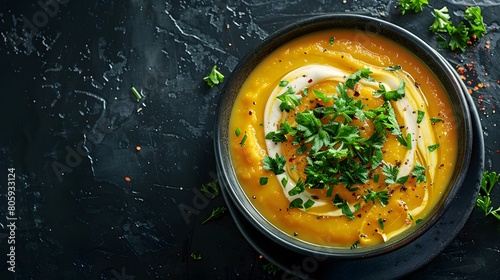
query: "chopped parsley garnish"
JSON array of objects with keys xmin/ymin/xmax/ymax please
[
  {"xmin": 203, "ymin": 65, "xmax": 225, "ymax": 87},
  {"xmin": 279, "ymin": 80, "xmax": 289, "ymax": 87},
  {"xmin": 288, "ymin": 178, "xmax": 306, "ymax": 196},
  {"xmin": 281, "ymin": 177, "xmax": 288, "ymax": 187},
  {"xmin": 417, "ymin": 110, "xmax": 425, "ymax": 124},
  {"xmin": 304, "ymin": 199, "xmax": 316, "ymax": 210},
  {"xmin": 430, "ymin": 117, "xmax": 442, "ymax": 123},
  {"xmin": 345, "ymin": 68, "xmax": 374, "ymax": 89},
  {"xmin": 464, "ymin": 6, "xmax": 487, "ymax": 38},
  {"xmin": 430, "ymin": 7, "xmax": 451, "ymax": 33},
  {"xmin": 289, "ymin": 198, "xmax": 304, "ymax": 209},
  {"xmin": 397, "ymin": 0, "xmax": 429, "ymax": 15},
  {"xmin": 264, "ymin": 68, "xmax": 436, "ymax": 220},
  {"xmin": 351, "ymin": 240, "xmax": 360, "ymax": 249},
  {"xmin": 384, "ymin": 65, "xmax": 402, "ymax": 72},
  {"xmin": 200, "ymin": 180, "xmax": 220, "ymax": 199},
  {"xmin": 277, "ymin": 87, "xmax": 302, "ymax": 112},
  {"xmin": 190, "ymin": 252, "xmax": 202, "ymax": 260},
  {"xmin": 412, "ymin": 163, "xmax": 427, "ymax": 183},
  {"xmin": 239, "ymin": 134, "xmax": 248, "ymax": 147},
  {"xmin": 378, "ymin": 217, "xmax": 385, "ymax": 230},
  {"xmin": 263, "ymin": 262, "xmax": 279, "ymax": 276},
  {"xmin": 329, "ymin": 37, "xmax": 335, "ymax": 46},
  {"xmin": 428, "ymin": 143, "xmax": 440, "ymax": 152},
  {"xmin": 131, "ymin": 87, "xmax": 142, "ymax": 100},
  {"xmin": 202, "ymin": 207, "xmax": 227, "ymax": 224},
  {"xmin": 382, "ymin": 164, "xmax": 409, "ymax": 185},
  {"xmin": 476, "ymin": 171, "xmax": 500, "ymax": 220},
  {"xmin": 235, "ymin": 127, "xmax": 241, "ymax": 137},
  {"xmin": 430, "ymin": 6, "xmax": 487, "ymax": 52},
  {"xmin": 333, "ymin": 194, "xmax": 355, "ymax": 220},
  {"xmin": 263, "ymin": 153, "xmax": 286, "ymax": 175},
  {"xmin": 362, "ymin": 189, "xmax": 390, "ymax": 206},
  {"xmin": 259, "ymin": 177, "xmax": 269, "ymax": 186},
  {"xmin": 374, "ymin": 80, "xmax": 405, "ymax": 101}
]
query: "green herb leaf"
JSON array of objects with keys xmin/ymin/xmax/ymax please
[
  {"xmin": 382, "ymin": 164, "xmax": 399, "ymax": 185},
  {"xmin": 131, "ymin": 87, "xmax": 142, "ymax": 101},
  {"xmin": 235, "ymin": 128, "xmax": 241, "ymax": 137},
  {"xmin": 240, "ymin": 134, "xmax": 248, "ymax": 147},
  {"xmin": 263, "ymin": 262, "xmax": 279, "ymax": 276},
  {"xmin": 202, "ymin": 207, "xmax": 227, "ymax": 224},
  {"xmin": 345, "ymin": 68, "xmax": 373, "ymax": 89},
  {"xmin": 476, "ymin": 171, "xmax": 500, "ymax": 220},
  {"xmin": 259, "ymin": 177, "xmax": 269, "ymax": 186},
  {"xmin": 351, "ymin": 240, "xmax": 360, "ymax": 249},
  {"xmin": 375, "ymin": 80, "xmax": 405, "ymax": 101},
  {"xmin": 263, "ymin": 153, "xmax": 286, "ymax": 175},
  {"xmin": 396, "ymin": 175, "xmax": 410, "ymax": 185},
  {"xmin": 464, "ymin": 6, "xmax": 487, "ymax": 38},
  {"xmin": 378, "ymin": 217, "xmax": 385, "ymax": 230},
  {"xmin": 417, "ymin": 110, "xmax": 425, "ymax": 124},
  {"xmin": 333, "ymin": 194, "xmax": 355, "ymax": 220},
  {"xmin": 304, "ymin": 199, "xmax": 316, "ymax": 210},
  {"xmin": 428, "ymin": 143, "xmax": 440, "ymax": 152},
  {"xmin": 412, "ymin": 163, "xmax": 427, "ymax": 183},
  {"xmin": 281, "ymin": 177, "xmax": 288, "ymax": 187},
  {"xmin": 288, "ymin": 178, "xmax": 306, "ymax": 196},
  {"xmin": 265, "ymin": 119, "xmax": 296, "ymax": 143},
  {"xmin": 363, "ymin": 189, "xmax": 390, "ymax": 206},
  {"xmin": 289, "ymin": 198, "xmax": 304, "ymax": 209},
  {"xmin": 430, "ymin": 117, "xmax": 442, "ymax": 123},
  {"xmin": 313, "ymin": 89, "xmax": 333, "ymax": 102},
  {"xmin": 200, "ymin": 179, "xmax": 220, "ymax": 199},
  {"xmin": 397, "ymin": 0, "xmax": 429, "ymax": 15},
  {"xmin": 447, "ymin": 22, "xmax": 470, "ymax": 52},
  {"xmin": 384, "ymin": 65, "xmax": 402, "ymax": 72},
  {"xmin": 279, "ymin": 80, "xmax": 289, "ymax": 87},
  {"xmin": 203, "ymin": 65, "xmax": 225, "ymax": 87},
  {"xmin": 329, "ymin": 37, "xmax": 335, "ymax": 46},
  {"xmin": 277, "ymin": 87, "xmax": 302, "ymax": 112},
  {"xmin": 430, "ymin": 7, "xmax": 451, "ymax": 33},
  {"xmin": 191, "ymin": 252, "xmax": 202, "ymax": 260}
]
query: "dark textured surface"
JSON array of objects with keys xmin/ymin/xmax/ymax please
[{"xmin": 0, "ymin": 0, "xmax": 499, "ymax": 279}]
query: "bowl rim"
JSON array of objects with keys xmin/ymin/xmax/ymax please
[{"xmin": 214, "ymin": 13, "xmax": 473, "ymax": 258}]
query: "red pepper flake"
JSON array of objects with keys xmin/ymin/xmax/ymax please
[
  {"xmin": 308, "ymin": 79, "xmax": 313, "ymax": 83},
  {"xmin": 496, "ymin": 150, "xmax": 500, "ymax": 153},
  {"xmin": 136, "ymin": 146, "xmax": 142, "ymax": 151},
  {"xmin": 125, "ymin": 176, "xmax": 131, "ymax": 182}
]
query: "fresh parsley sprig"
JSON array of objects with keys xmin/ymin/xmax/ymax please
[
  {"xmin": 397, "ymin": 0, "xmax": 429, "ymax": 15},
  {"xmin": 476, "ymin": 171, "xmax": 500, "ymax": 220},
  {"xmin": 203, "ymin": 65, "xmax": 224, "ymax": 87},
  {"xmin": 277, "ymin": 86, "xmax": 302, "ymax": 112},
  {"xmin": 263, "ymin": 153, "xmax": 286, "ymax": 175},
  {"xmin": 202, "ymin": 206, "xmax": 227, "ymax": 224},
  {"xmin": 431, "ymin": 6, "xmax": 487, "ymax": 52},
  {"xmin": 200, "ymin": 179, "xmax": 220, "ymax": 199}
]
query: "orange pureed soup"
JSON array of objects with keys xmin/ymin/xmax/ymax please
[{"xmin": 229, "ymin": 29, "xmax": 458, "ymax": 248}]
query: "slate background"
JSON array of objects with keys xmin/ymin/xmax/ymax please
[{"xmin": 0, "ymin": 0, "xmax": 499, "ymax": 279}]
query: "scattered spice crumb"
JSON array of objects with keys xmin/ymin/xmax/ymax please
[
  {"xmin": 125, "ymin": 176, "xmax": 131, "ymax": 182},
  {"xmin": 136, "ymin": 145, "xmax": 142, "ymax": 151}
]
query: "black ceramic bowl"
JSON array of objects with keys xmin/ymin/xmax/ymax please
[{"xmin": 214, "ymin": 14, "xmax": 473, "ymax": 258}]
